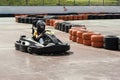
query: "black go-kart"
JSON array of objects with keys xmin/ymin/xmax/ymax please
[{"xmin": 15, "ymin": 30, "xmax": 70, "ymax": 55}]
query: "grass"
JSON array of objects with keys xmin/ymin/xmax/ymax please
[{"xmin": 0, "ymin": 0, "xmax": 119, "ymax": 6}]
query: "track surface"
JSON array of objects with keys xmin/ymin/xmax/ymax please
[{"xmin": 0, "ymin": 18, "xmax": 120, "ymax": 80}]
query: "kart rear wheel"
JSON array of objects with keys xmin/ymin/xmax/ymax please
[
  {"xmin": 27, "ymin": 46, "xmax": 33, "ymax": 54},
  {"xmin": 27, "ymin": 46, "xmax": 37, "ymax": 54}
]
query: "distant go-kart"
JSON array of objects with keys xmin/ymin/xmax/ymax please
[{"xmin": 15, "ymin": 30, "xmax": 70, "ymax": 55}]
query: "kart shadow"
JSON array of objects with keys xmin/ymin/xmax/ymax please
[{"xmin": 32, "ymin": 51, "xmax": 73, "ymax": 56}]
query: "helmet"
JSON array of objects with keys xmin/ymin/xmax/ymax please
[
  {"xmin": 36, "ymin": 20, "xmax": 46, "ymax": 33},
  {"xmin": 36, "ymin": 20, "xmax": 46, "ymax": 28}
]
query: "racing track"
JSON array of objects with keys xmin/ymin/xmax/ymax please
[{"xmin": 0, "ymin": 18, "xmax": 120, "ymax": 80}]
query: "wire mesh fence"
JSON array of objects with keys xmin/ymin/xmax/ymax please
[{"xmin": 0, "ymin": 0, "xmax": 120, "ymax": 6}]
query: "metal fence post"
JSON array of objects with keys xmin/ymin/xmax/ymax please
[
  {"xmin": 88, "ymin": 0, "xmax": 90, "ymax": 6},
  {"xmin": 26, "ymin": 0, "xmax": 28, "ymax": 5},
  {"xmin": 43, "ymin": 0, "xmax": 44, "ymax": 6},
  {"xmin": 74, "ymin": 0, "xmax": 75, "ymax": 6},
  {"xmin": 103, "ymin": 0, "xmax": 104, "ymax": 6},
  {"xmin": 117, "ymin": 0, "xmax": 120, "ymax": 6},
  {"xmin": 58, "ymin": 0, "xmax": 60, "ymax": 5}
]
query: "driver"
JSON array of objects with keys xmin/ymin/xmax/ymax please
[{"xmin": 33, "ymin": 20, "xmax": 46, "ymax": 44}]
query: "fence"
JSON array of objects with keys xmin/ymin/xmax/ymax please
[{"xmin": 0, "ymin": 0, "xmax": 120, "ymax": 6}]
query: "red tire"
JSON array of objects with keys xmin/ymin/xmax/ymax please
[
  {"xmin": 83, "ymin": 40, "xmax": 91, "ymax": 46},
  {"xmin": 91, "ymin": 42, "xmax": 103, "ymax": 48},
  {"xmin": 77, "ymin": 15, "xmax": 83, "ymax": 20},
  {"xmin": 73, "ymin": 15, "xmax": 78, "ymax": 20},
  {"xmin": 76, "ymin": 31, "xmax": 83, "ymax": 38},
  {"xmin": 69, "ymin": 29, "xmax": 73, "ymax": 35},
  {"xmin": 76, "ymin": 38, "xmax": 83, "ymax": 44},
  {"xmin": 72, "ymin": 36, "xmax": 77, "ymax": 42},
  {"xmin": 68, "ymin": 15, "xmax": 73, "ymax": 20},
  {"xmin": 46, "ymin": 19, "xmax": 50, "ymax": 26},
  {"xmin": 82, "ymin": 33, "xmax": 94, "ymax": 40},
  {"xmin": 91, "ymin": 35, "xmax": 104, "ymax": 42},
  {"xmin": 72, "ymin": 30, "xmax": 77, "ymax": 36},
  {"xmin": 69, "ymin": 35, "xmax": 72, "ymax": 40}
]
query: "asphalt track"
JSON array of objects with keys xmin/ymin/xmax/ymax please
[{"xmin": 0, "ymin": 18, "xmax": 120, "ymax": 80}]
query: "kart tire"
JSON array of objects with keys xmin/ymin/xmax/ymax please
[
  {"xmin": 15, "ymin": 41, "xmax": 20, "ymax": 50},
  {"xmin": 104, "ymin": 35, "xmax": 119, "ymax": 50},
  {"xmin": 27, "ymin": 46, "xmax": 34, "ymax": 54},
  {"xmin": 27, "ymin": 46, "xmax": 40, "ymax": 54},
  {"xmin": 20, "ymin": 45, "xmax": 28, "ymax": 52}
]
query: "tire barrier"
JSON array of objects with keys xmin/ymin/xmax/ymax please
[
  {"xmin": 88, "ymin": 14, "xmax": 120, "ymax": 20},
  {"xmin": 49, "ymin": 19, "xmax": 64, "ymax": 27},
  {"xmin": 69, "ymin": 27, "xmax": 88, "ymax": 44},
  {"xmin": 77, "ymin": 15, "xmax": 83, "ymax": 20},
  {"xmin": 69, "ymin": 27, "xmax": 119, "ymax": 50},
  {"xmin": 15, "ymin": 13, "xmax": 120, "ymax": 24},
  {"xmin": 55, "ymin": 22, "xmax": 71, "ymax": 32},
  {"xmin": 104, "ymin": 35, "xmax": 119, "ymax": 50},
  {"xmin": 55, "ymin": 20, "xmax": 86, "ymax": 33},
  {"xmin": 54, "ymin": 20, "xmax": 64, "ymax": 28},
  {"xmin": 82, "ymin": 32, "xmax": 94, "ymax": 46}
]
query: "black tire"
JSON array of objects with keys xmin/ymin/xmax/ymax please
[
  {"xmin": 20, "ymin": 45, "xmax": 28, "ymax": 52},
  {"xmin": 29, "ymin": 17, "xmax": 33, "ymax": 24},
  {"xmin": 15, "ymin": 41, "xmax": 20, "ymax": 50},
  {"xmin": 64, "ymin": 24, "xmax": 72, "ymax": 33},
  {"xmin": 104, "ymin": 35, "xmax": 119, "ymax": 50},
  {"xmin": 27, "ymin": 46, "xmax": 37, "ymax": 54},
  {"xmin": 26, "ymin": 17, "xmax": 29, "ymax": 23},
  {"xmin": 118, "ymin": 36, "xmax": 120, "ymax": 50},
  {"xmin": 18, "ymin": 17, "xmax": 22, "ymax": 23},
  {"xmin": 27, "ymin": 46, "xmax": 33, "ymax": 54}
]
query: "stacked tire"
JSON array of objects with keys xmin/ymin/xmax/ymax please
[
  {"xmin": 76, "ymin": 29, "xmax": 88, "ymax": 44},
  {"xmin": 82, "ymin": 32, "xmax": 94, "ymax": 46},
  {"xmin": 69, "ymin": 27, "xmax": 87, "ymax": 43},
  {"xmin": 119, "ymin": 36, "xmax": 120, "ymax": 50},
  {"xmin": 104, "ymin": 35, "xmax": 119, "ymax": 50},
  {"xmin": 91, "ymin": 35, "xmax": 104, "ymax": 48}
]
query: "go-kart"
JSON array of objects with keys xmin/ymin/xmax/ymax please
[{"xmin": 15, "ymin": 30, "xmax": 70, "ymax": 55}]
